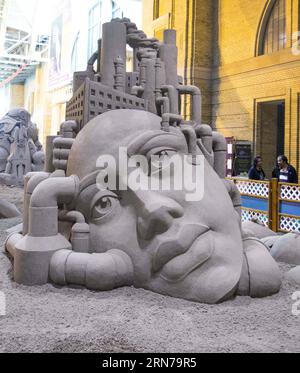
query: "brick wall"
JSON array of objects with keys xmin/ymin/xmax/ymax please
[
  {"xmin": 214, "ymin": 0, "xmax": 300, "ymax": 173},
  {"xmin": 142, "ymin": 0, "xmax": 300, "ymax": 174}
]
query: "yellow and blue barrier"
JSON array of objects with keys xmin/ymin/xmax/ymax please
[{"xmin": 227, "ymin": 178, "xmax": 300, "ymax": 233}]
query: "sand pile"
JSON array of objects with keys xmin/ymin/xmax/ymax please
[{"xmin": 0, "ymin": 185, "xmax": 299, "ymax": 353}]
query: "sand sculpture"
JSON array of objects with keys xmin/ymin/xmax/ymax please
[
  {"xmin": 0, "ymin": 199, "xmax": 20, "ymax": 218},
  {"xmin": 243, "ymin": 219, "xmax": 300, "ymax": 267},
  {"xmin": 0, "ymin": 108, "xmax": 44, "ymax": 186},
  {"xmin": 5, "ymin": 19, "xmax": 282, "ymax": 304}
]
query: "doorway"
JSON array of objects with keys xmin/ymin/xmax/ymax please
[{"xmin": 256, "ymin": 100, "xmax": 285, "ymax": 178}]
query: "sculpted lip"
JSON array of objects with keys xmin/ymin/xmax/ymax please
[
  {"xmin": 159, "ymin": 230, "xmax": 214, "ymax": 283},
  {"xmin": 152, "ymin": 224, "xmax": 211, "ymax": 273}
]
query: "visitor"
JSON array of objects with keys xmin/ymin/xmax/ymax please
[
  {"xmin": 272, "ymin": 155, "xmax": 298, "ymax": 184},
  {"xmin": 248, "ymin": 156, "xmax": 266, "ymax": 181}
]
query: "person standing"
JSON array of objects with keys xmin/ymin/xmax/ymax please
[
  {"xmin": 272, "ymin": 155, "xmax": 298, "ymax": 184},
  {"xmin": 248, "ymin": 156, "xmax": 266, "ymax": 180}
]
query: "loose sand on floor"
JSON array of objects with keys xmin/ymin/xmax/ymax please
[{"xmin": 0, "ymin": 184, "xmax": 299, "ymax": 353}]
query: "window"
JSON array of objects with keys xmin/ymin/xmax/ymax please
[
  {"xmin": 71, "ymin": 32, "xmax": 80, "ymax": 73},
  {"xmin": 153, "ymin": 0, "xmax": 160, "ymax": 20},
  {"xmin": 261, "ymin": 0, "xmax": 286, "ymax": 55},
  {"xmin": 88, "ymin": 1, "xmax": 102, "ymax": 58},
  {"xmin": 112, "ymin": 1, "xmax": 123, "ymax": 19}
]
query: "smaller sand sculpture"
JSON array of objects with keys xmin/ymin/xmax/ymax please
[{"xmin": 0, "ymin": 108, "xmax": 44, "ymax": 187}]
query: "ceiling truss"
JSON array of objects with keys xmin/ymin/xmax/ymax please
[{"xmin": 0, "ymin": 0, "xmax": 50, "ymax": 87}]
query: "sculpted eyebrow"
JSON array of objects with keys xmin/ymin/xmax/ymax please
[
  {"xmin": 78, "ymin": 171, "xmax": 99, "ymax": 194},
  {"xmin": 127, "ymin": 131, "xmax": 186, "ymax": 157}
]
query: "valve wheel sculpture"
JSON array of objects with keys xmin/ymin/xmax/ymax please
[{"xmin": 5, "ymin": 19, "xmax": 282, "ymax": 304}]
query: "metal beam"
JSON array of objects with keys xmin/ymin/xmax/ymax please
[
  {"xmin": 0, "ymin": 1, "xmax": 50, "ymax": 86},
  {"xmin": 0, "ymin": 0, "xmax": 8, "ymax": 54},
  {"xmin": 0, "ymin": 59, "xmax": 23, "ymax": 65},
  {"xmin": 0, "ymin": 53, "xmax": 49, "ymax": 63},
  {"xmin": 5, "ymin": 33, "xmax": 31, "ymax": 53}
]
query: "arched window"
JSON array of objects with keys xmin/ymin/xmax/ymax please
[
  {"xmin": 88, "ymin": 1, "xmax": 102, "ymax": 58},
  {"xmin": 71, "ymin": 32, "xmax": 80, "ymax": 73},
  {"xmin": 260, "ymin": 0, "xmax": 286, "ymax": 55}
]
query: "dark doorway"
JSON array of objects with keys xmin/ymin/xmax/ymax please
[{"xmin": 256, "ymin": 100, "xmax": 285, "ymax": 178}]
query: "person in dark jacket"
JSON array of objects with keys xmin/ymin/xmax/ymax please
[
  {"xmin": 248, "ymin": 156, "xmax": 266, "ymax": 180},
  {"xmin": 272, "ymin": 155, "xmax": 298, "ymax": 184}
]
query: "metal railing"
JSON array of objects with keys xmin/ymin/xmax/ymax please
[{"xmin": 227, "ymin": 178, "xmax": 300, "ymax": 233}]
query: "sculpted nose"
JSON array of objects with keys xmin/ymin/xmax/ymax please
[{"xmin": 137, "ymin": 194, "xmax": 184, "ymax": 240}]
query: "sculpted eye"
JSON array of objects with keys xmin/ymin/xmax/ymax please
[
  {"xmin": 91, "ymin": 193, "xmax": 120, "ymax": 221},
  {"xmin": 155, "ymin": 149, "xmax": 177, "ymax": 158},
  {"xmin": 149, "ymin": 149, "xmax": 178, "ymax": 175}
]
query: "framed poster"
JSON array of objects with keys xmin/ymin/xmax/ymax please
[{"xmin": 233, "ymin": 141, "xmax": 252, "ymax": 176}]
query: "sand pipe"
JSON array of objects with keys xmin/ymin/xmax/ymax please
[
  {"xmin": 161, "ymin": 113, "xmax": 183, "ymax": 132},
  {"xmin": 60, "ymin": 120, "xmax": 78, "ymax": 138},
  {"xmin": 23, "ymin": 172, "xmax": 51, "ymax": 235},
  {"xmin": 97, "ymin": 39, "xmax": 102, "ymax": 73},
  {"xmin": 156, "ymin": 97, "xmax": 170, "ymax": 117},
  {"xmin": 212, "ymin": 131, "xmax": 227, "ymax": 179},
  {"xmin": 29, "ymin": 175, "xmax": 79, "ymax": 237},
  {"xmin": 138, "ymin": 52, "xmax": 157, "ymax": 113},
  {"xmin": 58, "ymin": 211, "xmax": 90, "ymax": 253},
  {"xmin": 133, "ymin": 47, "xmax": 140, "ymax": 72},
  {"xmin": 44, "ymin": 136, "xmax": 57, "ymax": 173},
  {"xmin": 87, "ymin": 51, "xmax": 98, "ymax": 71},
  {"xmin": 53, "ymin": 137, "xmax": 74, "ymax": 149},
  {"xmin": 52, "ymin": 137, "xmax": 74, "ymax": 171},
  {"xmin": 50, "ymin": 249, "xmax": 134, "ymax": 291},
  {"xmin": 137, "ymin": 48, "xmax": 158, "ymax": 69},
  {"xmin": 138, "ymin": 58, "xmax": 147, "ymax": 86},
  {"xmin": 181, "ymin": 125, "xmax": 198, "ymax": 156},
  {"xmin": 100, "ymin": 21, "xmax": 126, "ymax": 89},
  {"xmin": 161, "ymin": 85, "xmax": 179, "ymax": 115},
  {"xmin": 53, "ymin": 159, "xmax": 68, "ymax": 171},
  {"xmin": 131, "ymin": 85, "xmax": 144, "ymax": 97},
  {"xmin": 10, "ymin": 176, "xmax": 79, "ymax": 285},
  {"xmin": 159, "ymin": 30, "xmax": 178, "ymax": 88},
  {"xmin": 178, "ymin": 85, "xmax": 202, "ymax": 125},
  {"xmin": 59, "ymin": 210, "xmax": 86, "ymax": 224},
  {"xmin": 194, "ymin": 124, "xmax": 214, "ymax": 168},
  {"xmin": 53, "ymin": 149, "xmax": 70, "ymax": 160},
  {"xmin": 154, "ymin": 58, "xmax": 166, "ymax": 96},
  {"xmin": 5, "ymin": 233, "xmax": 23, "ymax": 258},
  {"xmin": 195, "ymin": 124, "xmax": 213, "ymax": 155},
  {"xmin": 114, "ymin": 56, "xmax": 126, "ymax": 92}
]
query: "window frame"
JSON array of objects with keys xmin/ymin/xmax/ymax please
[
  {"xmin": 88, "ymin": 1, "xmax": 102, "ymax": 58},
  {"xmin": 258, "ymin": 0, "xmax": 286, "ymax": 56}
]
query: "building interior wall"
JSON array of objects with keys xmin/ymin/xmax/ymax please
[
  {"xmin": 143, "ymin": 0, "xmax": 300, "ymax": 174},
  {"xmin": 3, "ymin": 0, "xmax": 300, "ymax": 174},
  {"xmin": 256, "ymin": 102, "xmax": 283, "ymax": 178},
  {"xmin": 2, "ymin": 0, "xmax": 142, "ymax": 147}
]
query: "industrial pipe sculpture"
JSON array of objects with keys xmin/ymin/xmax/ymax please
[{"xmin": 5, "ymin": 19, "xmax": 282, "ymax": 304}]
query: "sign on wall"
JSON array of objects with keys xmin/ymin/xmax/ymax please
[
  {"xmin": 233, "ymin": 141, "xmax": 252, "ymax": 176},
  {"xmin": 49, "ymin": 2, "xmax": 72, "ymax": 89}
]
